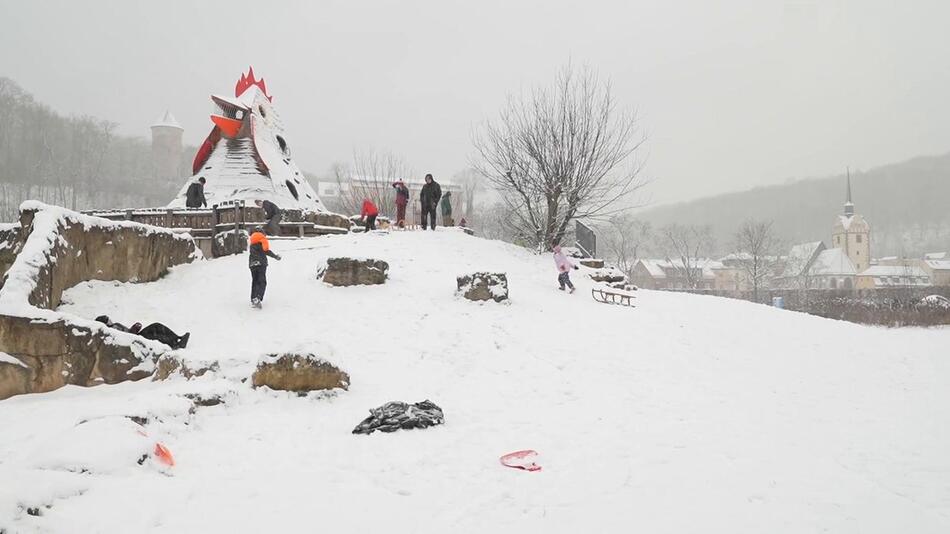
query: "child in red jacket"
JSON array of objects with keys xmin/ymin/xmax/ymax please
[{"xmin": 361, "ymin": 198, "xmax": 379, "ymax": 232}]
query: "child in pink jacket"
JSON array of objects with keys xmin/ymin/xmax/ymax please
[{"xmin": 553, "ymin": 245, "xmax": 579, "ymax": 293}]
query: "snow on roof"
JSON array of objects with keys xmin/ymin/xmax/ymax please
[
  {"xmin": 859, "ymin": 265, "xmax": 929, "ymax": 277},
  {"xmin": 636, "ymin": 258, "xmax": 718, "ymax": 279},
  {"xmin": 924, "ymin": 259, "xmax": 950, "ymax": 270},
  {"xmin": 151, "ymin": 110, "xmax": 182, "ymax": 130},
  {"xmin": 781, "ymin": 241, "xmax": 825, "ymax": 278},
  {"xmin": 924, "ymin": 252, "xmax": 948, "ymax": 260},
  {"xmin": 837, "ymin": 215, "xmax": 853, "ymax": 230},
  {"xmin": 809, "ymin": 248, "xmax": 857, "ymax": 276}
]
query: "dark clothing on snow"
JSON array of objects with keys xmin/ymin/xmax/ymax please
[
  {"xmin": 260, "ymin": 200, "xmax": 280, "ymax": 220},
  {"xmin": 364, "ymin": 214, "xmax": 377, "ymax": 232},
  {"xmin": 250, "ymin": 265, "xmax": 268, "ymax": 302},
  {"xmin": 352, "ymin": 400, "xmax": 445, "ymax": 435},
  {"xmin": 139, "ymin": 323, "xmax": 189, "ymax": 350},
  {"xmin": 558, "ymin": 271, "xmax": 575, "ymax": 290},
  {"xmin": 420, "ymin": 180, "xmax": 441, "ymax": 210},
  {"xmin": 185, "ymin": 181, "xmax": 206, "ymax": 208},
  {"xmin": 248, "ymin": 232, "xmax": 280, "ymax": 268},
  {"xmin": 421, "ymin": 206, "xmax": 437, "ymax": 230},
  {"xmin": 260, "ymin": 200, "xmax": 281, "ymax": 235}
]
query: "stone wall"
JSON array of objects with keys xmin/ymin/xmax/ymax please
[
  {"xmin": 0, "ymin": 314, "xmax": 164, "ymax": 399},
  {"xmin": 2, "ymin": 203, "xmax": 199, "ymax": 309},
  {"xmin": 0, "ymin": 202, "xmax": 200, "ymax": 400}
]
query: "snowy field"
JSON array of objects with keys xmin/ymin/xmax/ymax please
[{"xmin": 2, "ymin": 229, "xmax": 949, "ymax": 533}]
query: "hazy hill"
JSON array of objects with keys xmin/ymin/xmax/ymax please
[{"xmin": 636, "ymin": 152, "xmax": 950, "ymax": 257}]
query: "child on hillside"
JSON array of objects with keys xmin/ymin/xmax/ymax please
[{"xmin": 553, "ymin": 245, "xmax": 579, "ymax": 293}]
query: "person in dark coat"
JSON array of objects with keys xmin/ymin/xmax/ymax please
[
  {"xmin": 248, "ymin": 225, "xmax": 281, "ymax": 308},
  {"xmin": 94, "ymin": 315, "xmax": 190, "ymax": 349},
  {"xmin": 419, "ymin": 174, "xmax": 441, "ymax": 230},
  {"xmin": 255, "ymin": 199, "xmax": 282, "ymax": 236},
  {"xmin": 440, "ymin": 191, "xmax": 454, "ymax": 226},
  {"xmin": 391, "ymin": 180, "xmax": 410, "ymax": 228},
  {"xmin": 185, "ymin": 177, "xmax": 207, "ymax": 208},
  {"xmin": 361, "ymin": 198, "xmax": 379, "ymax": 232}
]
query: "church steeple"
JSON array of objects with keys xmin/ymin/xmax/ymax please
[{"xmin": 844, "ymin": 167, "xmax": 854, "ymax": 218}]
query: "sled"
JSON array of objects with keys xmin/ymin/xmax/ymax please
[
  {"xmin": 500, "ymin": 450, "xmax": 542, "ymax": 472},
  {"xmin": 154, "ymin": 443, "xmax": 175, "ymax": 467},
  {"xmin": 591, "ymin": 288, "xmax": 636, "ymax": 307}
]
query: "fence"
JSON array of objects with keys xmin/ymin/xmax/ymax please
[
  {"xmin": 664, "ymin": 287, "xmax": 950, "ymax": 327},
  {"xmin": 82, "ymin": 200, "xmax": 351, "ymax": 240}
]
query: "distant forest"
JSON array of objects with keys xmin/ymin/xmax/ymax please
[
  {"xmin": 0, "ymin": 77, "xmax": 196, "ymax": 221},
  {"xmin": 637, "ymin": 153, "xmax": 950, "ymax": 257}
]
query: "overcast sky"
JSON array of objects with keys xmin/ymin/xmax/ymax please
[{"xmin": 2, "ymin": 0, "xmax": 948, "ymax": 206}]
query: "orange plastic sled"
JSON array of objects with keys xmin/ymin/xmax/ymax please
[{"xmin": 154, "ymin": 443, "xmax": 176, "ymax": 467}]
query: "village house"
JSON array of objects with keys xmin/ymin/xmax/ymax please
[
  {"xmin": 855, "ymin": 265, "xmax": 931, "ymax": 289},
  {"xmin": 631, "ymin": 258, "xmax": 718, "ymax": 290}
]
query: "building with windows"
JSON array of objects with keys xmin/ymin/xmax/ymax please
[
  {"xmin": 855, "ymin": 265, "xmax": 930, "ymax": 289},
  {"xmin": 831, "ymin": 173, "xmax": 871, "ymax": 272}
]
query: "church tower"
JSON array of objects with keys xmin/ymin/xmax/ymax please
[
  {"xmin": 150, "ymin": 110, "xmax": 184, "ymax": 185},
  {"xmin": 831, "ymin": 169, "xmax": 871, "ymax": 272}
]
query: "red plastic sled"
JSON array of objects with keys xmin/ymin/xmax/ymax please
[
  {"xmin": 154, "ymin": 443, "xmax": 176, "ymax": 467},
  {"xmin": 500, "ymin": 450, "xmax": 541, "ymax": 472}
]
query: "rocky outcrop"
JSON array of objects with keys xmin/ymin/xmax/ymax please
[
  {"xmin": 153, "ymin": 354, "xmax": 220, "ymax": 381},
  {"xmin": 252, "ymin": 353, "xmax": 350, "ymax": 393},
  {"xmin": 588, "ymin": 267, "xmax": 627, "ymax": 284},
  {"xmin": 457, "ymin": 272, "xmax": 509, "ymax": 303},
  {"xmin": 318, "ymin": 257, "xmax": 389, "ymax": 286},
  {"xmin": 1, "ymin": 203, "xmax": 200, "ymax": 309},
  {"xmin": 0, "ymin": 314, "xmax": 165, "ymax": 399},
  {"xmin": 212, "ymin": 229, "xmax": 248, "ymax": 258},
  {"xmin": 579, "ymin": 258, "xmax": 605, "ymax": 269},
  {"xmin": 0, "ymin": 203, "xmax": 200, "ymax": 400}
]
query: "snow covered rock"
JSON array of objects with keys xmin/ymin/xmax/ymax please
[
  {"xmin": 2, "ymin": 202, "xmax": 199, "ymax": 309},
  {"xmin": 579, "ymin": 258, "xmax": 605, "ymax": 268},
  {"xmin": 153, "ymin": 354, "xmax": 220, "ymax": 381},
  {"xmin": 251, "ymin": 353, "xmax": 350, "ymax": 393},
  {"xmin": 456, "ymin": 272, "xmax": 509, "ymax": 303},
  {"xmin": 0, "ymin": 314, "xmax": 166, "ymax": 399},
  {"xmin": 212, "ymin": 229, "xmax": 248, "ymax": 258},
  {"xmin": 317, "ymin": 257, "xmax": 389, "ymax": 286},
  {"xmin": 588, "ymin": 266, "xmax": 627, "ymax": 284}
]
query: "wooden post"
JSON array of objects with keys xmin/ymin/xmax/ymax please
[
  {"xmin": 211, "ymin": 204, "xmax": 220, "ymax": 237},
  {"xmin": 165, "ymin": 209, "xmax": 173, "ymax": 228},
  {"xmin": 125, "ymin": 209, "xmax": 133, "ymax": 221}
]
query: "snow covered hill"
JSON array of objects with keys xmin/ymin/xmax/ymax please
[{"xmin": 2, "ymin": 229, "xmax": 949, "ymax": 533}]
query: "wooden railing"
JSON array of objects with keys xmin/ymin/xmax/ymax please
[{"xmin": 82, "ymin": 200, "xmax": 350, "ymax": 239}]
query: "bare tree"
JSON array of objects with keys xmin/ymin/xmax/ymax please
[
  {"xmin": 333, "ymin": 148, "xmax": 414, "ymax": 217},
  {"xmin": 656, "ymin": 224, "xmax": 715, "ymax": 289},
  {"xmin": 733, "ymin": 219, "xmax": 781, "ymax": 300},
  {"xmin": 471, "ymin": 63, "xmax": 645, "ymax": 251},
  {"xmin": 452, "ymin": 168, "xmax": 482, "ymax": 222},
  {"xmin": 601, "ymin": 214, "xmax": 651, "ymax": 278}
]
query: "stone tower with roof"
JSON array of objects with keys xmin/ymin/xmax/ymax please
[
  {"xmin": 831, "ymin": 170, "xmax": 871, "ymax": 272},
  {"xmin": 150, "ymin": 110, "xmax": 184, "ymax": 185}
]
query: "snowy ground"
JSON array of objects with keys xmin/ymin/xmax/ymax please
[{"xmin": 2, "ymin": 229, "xmax": 949, "ymax": 533}]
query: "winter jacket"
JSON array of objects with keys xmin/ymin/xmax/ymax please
[
  {"xmin": 261, "ymin": 199, "xmax": 280, "ymax": 220},
  {"xmin": 248, "ymin": 231, "xmax": 280, "ymax": 267},
  {"xmin": 185, "ymin": 181, "xmax": 207, "ymax": 208},
  {"xmin": 392, "ymin": 182, "xmax": 410, "ymax": 206},
  {"xmin": 553, "ymin": 246, "xmax": 575, "ymax": 273},
  {"xmin": 420, "ymin": 181, "xmax": 441, "ymax": 210},
  {"xmin": 440, "ymin": 194, "xmax": 453, "ymax": 216},
  {"xmin": 361, "ymin": 199, "xmax": 379, "ymax": 218}
]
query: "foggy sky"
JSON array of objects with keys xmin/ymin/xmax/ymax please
[{"xmin": 2, "ymin": 0, "xmax": 948, "ymax": 206}]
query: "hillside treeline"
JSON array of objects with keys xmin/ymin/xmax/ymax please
[
  {"xmin": 0, "ymin": 77, "xmax": 195, "ymax": 221},
  {"xmin": 636, "ymin": 153, "xmax": 950, "ymax": 257}
]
